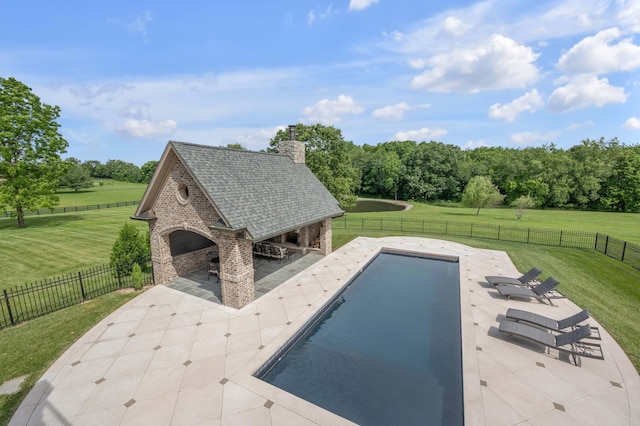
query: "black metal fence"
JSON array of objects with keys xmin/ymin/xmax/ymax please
[
  {"xmin": 2, "ymin": 200, "xmax": 140, "ymax": 218},
  {"xmin": 0, "ymin": 261, "xmax": 153, "ymax": 329},
  {"xmin": 337, "ymin": 216, "xmax": 640, "ymax": 270}
]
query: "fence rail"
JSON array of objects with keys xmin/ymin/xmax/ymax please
[
  {"xmin": 0, "ymin": 261, "xmax": 153, "ymax": 329},
  {"xmin": 2, "ymin": 200, "xmax": 140, "ymax": 218},
  {"xmin": 337, "ymin": 216, "xmax": 640, "ymax": 270}
]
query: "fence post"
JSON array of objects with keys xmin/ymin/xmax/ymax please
[
  {"xmin": 559, "ymin": 230, "xmax": 563, "ymax": 247},
  {"xmin": 117, "ymin": 265, "xmax": 123, "ymax": 288},
  {"xmin": 605, "ymin": 235, "xmax": 609, "ymax": 255},
  {"xmin": 78, "ymin": 271, "xmax": 86, "ymax": 300},
  {"xmin": 470, "ymin": 223, "xmax": 473, "ymax": 237},
  {"xmin": 527, "ymin": 228, "xmax": 530, "ymax": 244},
  {"xmin": 498, "ymin": 225, "xmax": 501, "ymax": 241},
  {"xmin": 3, "ymin": 289, "xmax": 15, "ymax": 326},
  {"xmin": 445, "ymin": 221, "xmax": 448, "ymax": 235},
  {"xmin": 621, "ymin": 241, "xmax": 627, "ymax": 262}
]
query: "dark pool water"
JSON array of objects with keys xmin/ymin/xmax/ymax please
[
  {"xmin": 344, "ymin": 199, "xmax": 406, "ymax": 212},
  {"xmin": 257, "ymin": 252, "xmax": 463, "ymax": 426}
]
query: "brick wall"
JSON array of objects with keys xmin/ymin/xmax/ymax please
[{"xmin": 144, "ymin": 155, "xmax": 333, "ymax": 309}]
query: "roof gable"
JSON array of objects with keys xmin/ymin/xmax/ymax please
[{"xmin": 135, "ymin": 141, "xmax": 343, "ymax": 241}]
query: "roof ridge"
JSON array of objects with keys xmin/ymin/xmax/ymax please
[{"xmin": 169, "ymin": 140, "xmax": 288, "ymax": 158}]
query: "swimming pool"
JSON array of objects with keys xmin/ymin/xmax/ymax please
[{"xmin": 256, "ymin": 250, "xmax": 463, "ymax": 425}]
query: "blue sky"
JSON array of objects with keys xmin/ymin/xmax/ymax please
[{"xmin": 2, "ymin": 0, "xmax": 639, "ymax": 165}]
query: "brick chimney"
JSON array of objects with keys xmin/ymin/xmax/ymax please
[{"xmin": 280, "ymin": 124, "xmax": 305, "ymax": 164}]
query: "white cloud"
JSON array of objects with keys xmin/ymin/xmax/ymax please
[
  {"xmin": 547, "ymin": 74, "xmax": 627, "ymax": 112},
  {"xmin": 565, "ymin": 120, "xmax": 594, "ymax": 130},
  {"xmin": 618, "ymin": 0, "xmax": 640, "ymax": 32},
  {"xmin": 488, "ymin": 89, "xmax": 544, "ymax": 122},
  {"xmin": 116, "ymin": 118, "xmax": 177, "ymax": 138},
  {"xmin": 119, "ymin": 102, "xmax": 151, "ymax": 120},
  {"xmin": 109, "ymin": 10, "xmax": 152, "ymax": 40},
  {"xmin": 623, "ymin": 116, "xmax": 640, "ymax": 129},
  {"xmin": 393, "ymin": 127, "xmax": 448, "ymax": 141},
  {"xmin": 349, "ymin": 0, "xmax": 380, "ymax": 11},
  {"xmin": 558, "ymin": 27, "xmax": 640, "ymax": 75},
  {"xmin": 509, "ymin": 131, "xmax": 559, "ymax": 145},
  {"xmin": 441, "ymin": 16, "xmax": 469, "ymax": 36},
  {"xmin": 233, "ymin": 126, "xmax": 287, "ymax": 149},
  {"xmin": 410, "ymin": 34, "xmax": 540, "ymax": 93},
  {"xmin": 301, "ymin": 94, "xmax": 363, "ymax": 124},
  {"xmin": 464, "ymin": 139, "xmax": 488, "ymax": 149},
  {"xmin": 127, "ymin": 10, "xmax": 152, "ymax": 36},
  {"xmin": 307, "ymin": 4, "xmax": 338, "ymax": 25},
  {"xmin": 371, "ymin": 102, "xmax": 412, "ymax": 120},
  {"xmin": 408, "ymin": 58, "xmax": 428, "ymax": 69}
]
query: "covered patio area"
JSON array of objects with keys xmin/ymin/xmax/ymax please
[{"xmin": 168, "ymin": 252, "xmax": 324, "ymax": 304}]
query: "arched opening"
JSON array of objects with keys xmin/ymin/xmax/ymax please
[{"xmin": 168, "ymin": 230, "xmax": 218, "ymax": 279}]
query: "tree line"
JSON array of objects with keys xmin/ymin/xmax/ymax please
[
  {"xmin": 2, "ymin": 76, "xmax": 638, "ymax": 228},
  {"xmin": 271, "ymin": 124, "xmax": 640, "ymax": 212},
  {"xmin": 60, "ymin": 158, "xmax": 159, "ymax": 192}
]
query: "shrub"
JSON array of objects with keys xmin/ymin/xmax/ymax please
[
  {"xmin": 110, "ymin": 223, "xmax": 149, "ymax": 276},
  {"xmin": 131, "ymin": 263, "xmax": 143, "ymax": 290}
]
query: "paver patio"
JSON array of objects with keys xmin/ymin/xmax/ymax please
[{"xmin": 10, "ymin": 237, "xmax": 640, "ymax": 425}]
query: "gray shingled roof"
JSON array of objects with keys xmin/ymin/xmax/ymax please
[{"xmin": 170, "ymin": 141, "xmax": 343, "ymax": 241}]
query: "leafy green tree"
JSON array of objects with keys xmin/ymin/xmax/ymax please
[
  {"xmin": 60, "ymin": 162, "xmax": 93, "ymax": 192},
  {"xmin": 567, "ymin": 139, "xmax": 612, "ymax": 207},
  {"xmin": 270, "ymin": 123, "xmax": 359, "ymax": 208},
  {"xmin": 359, "ymin": 147, "xmax": 403, "ymax": 199},
  {"xmin": 511, "ymin": 195, "xmax": 536, "ymax": 220},
  {"xmin": 600, "ymin": 146, "xmax": 640, "ymax": 211},
  {"xmin": 110, "ymin": 223, "xmax": 150, "ymax": 276},
  {"xmin": 81, "ymin": 160, "xmax": 102, "ymax": 177},
  {"xmin": 0, "ymin": 77, "xmax": 70, "ymax": 227},
  {"xmin": 401, "ymin": 141, "xmax": 463, "ymax": 201},
  {"xmin": 138, "ymin": 160, "xmax": 158, "ymax": 184},
  {"xmin": 462, "ymin": 176, "xmax": 504, "ymax": 215},
  {"xmin": 225, "ymin": 143, "xmax": 246, "ymax": 150}
]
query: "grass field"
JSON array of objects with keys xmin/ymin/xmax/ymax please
[
  {"xmin": 346, "ymin": 201, "xmax": 640, "ymax": 245},
  {"xmin": 0, "ymin": 206, "xmax": 147, "ymax": 291},
  {"xmin": 56, "ymin": 180, "xmax": 147, "ymax": 207}
]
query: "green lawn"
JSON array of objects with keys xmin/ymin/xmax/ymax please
[
  {"xmin": 345, "ymin": 201, "xmax": 640, "ymax": 245},
  {"xmin": 0, "ymin": 206, "xmax": 147, "ymax": 291},
  {"xmin": 56, "ymin": 180, "xmax": 147, "ymax": 207}
]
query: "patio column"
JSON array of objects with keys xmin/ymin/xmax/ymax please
[
  {"xmin": 319, "ymin": 218, "xmax": 332, "ymax": 256},
  {"xmin": 218, "ymin": 235, "xmax": 255, "ymax": 309}
]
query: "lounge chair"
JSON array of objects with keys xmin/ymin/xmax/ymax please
[
  {"xmin": 495, "ymin": 277, "xmax": 562, "ymax": 304},
  {"xmin": 498, "ymin": 319, "xmax": 604, "ymax": 364},
  {"xmin": 505, "ymin": 308, "xmax": 601, "ymax": 339},
  {"xmin": 486, "ymin": 267, "xmax": 542, "ymax": 286}
]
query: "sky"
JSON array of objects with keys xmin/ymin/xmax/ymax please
[{"xmin": 1, "ymin": 0, "xmax": 640, "ymax": 166}]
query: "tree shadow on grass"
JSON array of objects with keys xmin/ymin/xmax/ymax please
[{"xmin": 0, "ymin": 214, "xmax": 86, "ymax": 230}]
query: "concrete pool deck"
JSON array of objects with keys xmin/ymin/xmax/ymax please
[{"xmin": 10, "ymin": 236, "xmax": 640, "ymax": 425}]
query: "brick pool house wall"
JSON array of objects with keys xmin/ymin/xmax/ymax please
[{"xmin": 147, "ymin": 159, "xmax": 255, "ymax": 309}]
